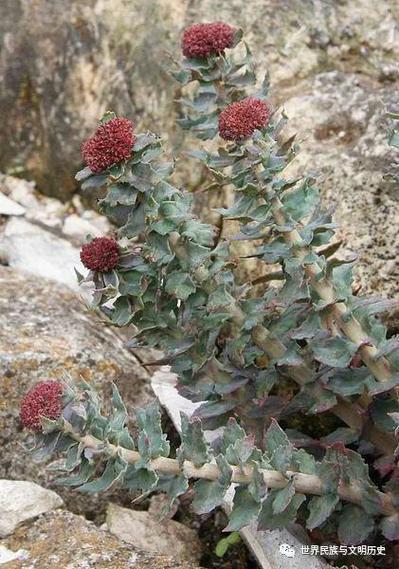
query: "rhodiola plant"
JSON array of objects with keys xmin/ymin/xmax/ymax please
[{"xmin": 21, "ymin": 23, "xmax": 399, "ymax": 548}]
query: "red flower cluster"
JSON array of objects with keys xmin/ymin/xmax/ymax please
[
  {"xmin": 218, "ymin": 98, "xmax": 271, "ymax": 141},
  {"xmin": 182, "ymin": 22, "xmax": 235, "ymax": 59},
  {"xmin": 20, "ymin": 381, "xmax": 64, "ymax": 432},
  {"xmin": 82, "ymin": 117, "xmax": 135, "ymax": 173},
  {"xmin": 80, "ymin": 237, "xmax": 120, "ymax": 272}
]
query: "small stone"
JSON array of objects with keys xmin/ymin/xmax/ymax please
[
  {"xmin": 0, "ymin": 480, "xmax": 63, "ymax": 537},
  {"xmin": 106, "ymin": 503, "xmax": 202, "ymax": 564},
  {"xmin": 0, "ymin": 545, "xmax": 29, "ymax": 565},
  {"xmin": 0, "ymin": 175, "xmax": 36, "ymax": 209},
  {"xmin": 0, "ymin": 174, "xmax": 65, "ymax": 228},
  {"xmin": 63, "ymin": 213, "xmax": 107, "ymax": 241},
  {"xmin": 0, "ymin": 217, "xmax": 83, "ymax": 290},
  {"xmin": 0, "ymin": 193, "xmax": 25, "ymax": 216}
]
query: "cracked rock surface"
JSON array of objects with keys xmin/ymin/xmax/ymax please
[
  {"xmin": 1, "ymin": 510, "xmax": 201, "ymax": 569},
  {"xmin": 0, "ymin": 265, "xmax": 152, "ymax": 518}
]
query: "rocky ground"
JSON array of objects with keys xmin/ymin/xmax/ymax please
[
  {"xmin": 1, "ymin": 173, "xmax": 396, "ymax": 569},
  {"xmin": 0, "ymin": 1, "xmax": 398, "ymax": 567},
  {"xmin": 0, "ymin": 176, "xmax": 259, "ymax": 569},
  {"xmin": 1, "ymin": 505, "xmax": 201, "ymax": 569},
  {"xmin": 0, "ymin": 175, "xmax": 190, "ymax": 567},
  {"xmin": 0, "ymin": 0, "xmax": 398, "ymax": 299}
]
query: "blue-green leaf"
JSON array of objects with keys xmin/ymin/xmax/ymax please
[
  {"xmin": 225, "ymin": 486, "xmax": 261, "ymax": 531},
  {"xmin": 312, "ymin": 336, "xmax": 358, "ymax": 368},
  {"xmin": 258, "ymin": 492, "xmax": 306, "ymax": 530},
  {"xmin": 165, "ymin": 271, "xmax": 196, "ymax": 300},
  {"xmin": 272, "ymin": 481, "xmax": 295, "ymax": 514},
  {"xmin": 307, "ymin": 493, "xmax": 339, "ymax": 530},
  {"xmin": 192, "ymin": 456, "xmax": 232, "ymax": 514},
  {"xmin": 179, "ymin": 414, "xmax": 210, "ymax": 467},
  {"xmin": 337, "ymin": 505, "xmax": 375, "ymax": 545},
  {"xmin": 136, "ymin": 403, "xmax": 170, "ymax": 462}
]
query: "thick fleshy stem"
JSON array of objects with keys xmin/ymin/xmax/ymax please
[
  {"xmin": 170, "ymin": 223, "xmax": 395, "ymax": 455},
  {"xmin": 270, "ymin": 196, "xmax": 395, "ymax": 385},
  {"xmin": 251, "ymin": 324, "xmax": 396, "ymax": 456},
  {"xmin": 243, "ymin": 192, "xmax": 397, "ymax": 455},
  {"xmin": 62, "ymin": 420, "xmax": 396, "ymax": 516},
  {"xmin": 171, "ymin": 206, "xmax": 397, "ymax": 456},
  {"xmin": 269, "ymin": 195, "xmax": 398, "ymax": 433}
]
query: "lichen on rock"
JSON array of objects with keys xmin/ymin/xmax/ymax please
[{"xmin": 0, "ymin": 266, "xmax": 152, "ymax": 517}]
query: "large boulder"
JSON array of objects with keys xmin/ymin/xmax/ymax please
[
  {"xmin": 0, "ymin": 0, "xmax": 184, "ymax": 200},
  {"xmin": 1, "ymin": 510, "xmax": 201, "ymax": 569},
  {"xmin": 0, "ymin": 265, "xmax": 152, "ymax": 517},
  {"xmin": 106, "ymin": 503, "xmax": 202, "ymax": 564},
  {"xmin": 282, "ymin": 71, "xmax": 399, "ymax": 298},
  {"xmin": 1, "ymin": 0, "xmax": 397, "ymax": 200}
]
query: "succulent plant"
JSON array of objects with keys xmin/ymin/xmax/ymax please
[{"xmin": 21, "ymin": 24, "xmax": 399, "ymax": 547}]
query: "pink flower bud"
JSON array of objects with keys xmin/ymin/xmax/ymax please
[
  {"xmin": 182, "ymin": 22, "xmax": 235, "ymax": 59},
  {"xmin": 20, "ymin": 381, "xmax": 64, "ymax": 432},
  {"xmin": 218, "ymin": 98, "xmax": 271, "ymax": 141},
  {"xmin": 80, "ymin": 237, "xmax": 120, "ymax": 272},
  {"xmin": 82, "ymin": 117, "xmax": 135, "ymax": 173}
]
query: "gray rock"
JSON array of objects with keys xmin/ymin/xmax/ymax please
[
  {"xmin": 282, "ymin": 71, "xmax": 399, "ymax": 299},
  {"xmin": 0, "ymin": 175, "xmax": 36, "ymax": 209},
  {"xmin": 106, "ymin": 503, "xmax": 202, "ymax": 564},
  {"xmin": 151, "ymin": 367, "xmax": 331, "ymax": 569},
  {"xmin": 62, "ymin": 213, "xmax": 108, "ymax": 242},
  {"xmin": 1, "ymin": 1, "xmax": 397, "ymax": 200},
  {"xmin": 0, "ymin": 266, "xmax": 152, "ymax": 518},
  {"xmin": 241, "ymin": 525, "xmax": 329, "ymax": 569},
  {"xmin": 0, "ymin": 193, "xmax": 25, "ymax": 216},
  {"xmin": 0, "ymin": 545, "xmax": 29, "ymax": 564},
  {"xmin": 1, "ymin": 510, "xmax": 201, "ymax": 568},
  {"xmin": 0, "ymin": 480, "xmax": 63, "ymax": 537},
  {"xmin": 0, "ymin": 174, "xmax": 65, "ymax": 229},
  {"xmin": 0, "ymin": 217, "xmax": 83, "ymax": 290}
]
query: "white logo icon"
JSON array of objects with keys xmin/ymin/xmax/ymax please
[{"xmin": 279, "ymin": 543, "xmax": 295, "ymax": 558}]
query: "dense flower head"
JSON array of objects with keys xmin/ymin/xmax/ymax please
[
  {"xmin": 82, "ymin": 117, "xmax": 135, "ymax": 173},
  {"xmin": 218, "ymin": 98, "xmax": 271, "ymax": 141},
  {"xmin": 80, "ymin": 237, "xmax": 120, "ymax": 272},
  {"xmin": 182, "ymin": 22, "xmax": 235, "ymax": 59},
  {"xmin": 20, "ymin": 381, "xmax": 64, "ymax": 432}
]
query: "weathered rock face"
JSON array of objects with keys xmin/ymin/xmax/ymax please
[
  {"xmin": 1, "ymin": 0, "xmax": 398, "ymax": 304},
  {"xmin": 106, "ymin": 503, "xmax": 202, "ymax": 564},
  {"xmin": 1, "ymin": 0, "xmax": 397, "ymax": 200},
  {"xmin": 0, "ymin": 0, "xmax": 185, "ymax": 200},
  {"xmin": 282, "ymin": 71, "xmax": 399, "ymax": 298},
  {"xmin": 0, "ymin": 265, "xmax": 152, "ymax": 516},
  {"xmin": 1, "ymin": 510, "xmax": 201, "ymax": 569},
  {"xmin": 0, "ymin": 480, "xmax": 63, "ymax": 537},
  {"xmin": 187, "ymin": 0, "xmax": 399, "ymax": 84}
]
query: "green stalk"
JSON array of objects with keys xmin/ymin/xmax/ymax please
[{"xmin": 62, "ymin": 421, "xmax": 396, "ymax": 516}]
